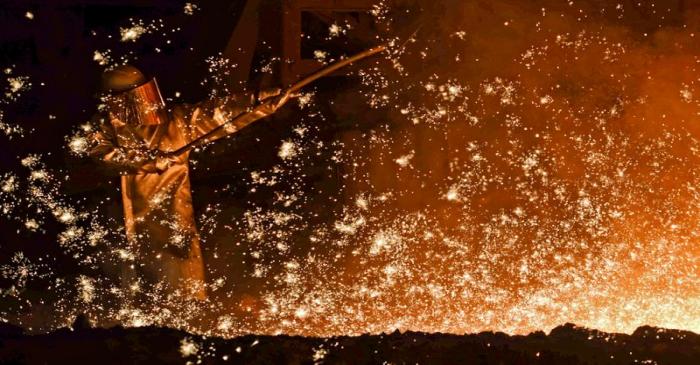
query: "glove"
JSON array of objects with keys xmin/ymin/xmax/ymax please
[
  {"xmin": 256, "ymin": 88, "xmax": 296, "ymax": 115},
  {"xmin": 153, "ymin": 151, "xmax": 181, "ymax": 173},
  {"xmin": 257, "ymin": 88, "xmax": 282, "ymax": 102}
]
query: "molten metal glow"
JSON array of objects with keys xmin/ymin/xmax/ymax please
[{"xmin": 1, "ymin": 0, "xmax": 699, "ymax": 342}]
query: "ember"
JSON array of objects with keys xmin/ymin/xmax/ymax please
[{"xmin": 0, "ymin": 0, "xmax": 698, "ymax": 345}]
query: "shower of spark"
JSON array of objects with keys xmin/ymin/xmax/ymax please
[{"xmin": 1, "ymin": 0, "xmax": 699, "ymax": 342}]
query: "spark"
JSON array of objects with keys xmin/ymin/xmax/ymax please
[
  {"xmin": 68, "ymin": 136, "xmax": 88, "ymax": 155},
  {"xmin": 680, "ymin": 86, "xmax": 693, "ymax": 102},
  {"xmin": 0, "ymin": 119, "xmax": 25, "ymax": 139},
  {"xmin": 184, "ymin": 3, "xmax": 199, "ymax": 15},
  {"xmin": 7, "ymin": 76, "xmax": 30, "ymax": 96},
  {"xmin": 297, "ymin": 92, "xmax": 314, "ymax": 109},
  {"xmin": 180, "ymin": 337, "xmax": 200, "ymax": 357},
  {"xmin": 445, "ymin": 187, "xmax": 460, "ymax": 201},
  {"xmin": 312, "ymin": 347, "xmax": 329, "ymax": 361},
  {"xmin": 24, "ymin": 219, "xmax": 39, "ymax": 231},
  {"xmin": 92, "ymin": 51, "xmax": 111, "ymax": 66},
  {"xmin": 1, "ymin": 174, "xmax": 17, "ymax": 193},
  {"xmin": 78, "ymin": 276, "xmax": 95, "ymax": 303},
  {"xmin": 313, "ymin": 50, "xmax": 328, "ymax": 62},
  {"xmin": 278, "ymin": 140, "xmax": 298, "ymax": 160},
  {"xmin": 395, "ymin": 151, "xmax": 414, "ymax": 167},
  {"xmin": 294, "ymin": 307, "xmax": 308, "ymax": 319},
  {"xmin": 0, "ymin": 0, "xmax": 698, "ymax": 341},
  {"xmin": 120, "ymin": 25, "xmax": 147, "ymax": 42},
  {"xmin": 452, "ymin": 31, "xmax": 467, "ymax": 39}
]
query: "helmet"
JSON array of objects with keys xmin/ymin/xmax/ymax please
[{"xmin": 100, "ymin": 65, "xmax": 167, "ymax": 125}]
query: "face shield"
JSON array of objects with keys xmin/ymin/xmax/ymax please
[{"xmin": 102, "ymin": 78, "xmax": 167, "ymax": 126}]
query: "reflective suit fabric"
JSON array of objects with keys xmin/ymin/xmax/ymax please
[{"xmin": 90, "ymin": 93, "xmax": 265, "ymax": 300}]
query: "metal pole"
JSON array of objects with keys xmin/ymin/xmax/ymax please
[{"xmin": 170, "ymin": 44, "xmax": 387, "ymax": 155}]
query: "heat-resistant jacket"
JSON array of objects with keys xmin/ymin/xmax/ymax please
[{"xmin": 89, "ymin": 93, "xmax": 276, "ymax": 300}]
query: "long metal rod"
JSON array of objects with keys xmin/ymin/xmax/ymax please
[
  {"xmin": 287, "ymin": 45, "xmax": 386, "ymax": 94},
  {"xmin": 170, "ymin": 45, "xmax": 387, "ymax": 155}
]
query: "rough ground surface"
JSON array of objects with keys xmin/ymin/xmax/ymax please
[{"xmin": 0, "ymin": 322, "xmax": 698, "ymax": 364}]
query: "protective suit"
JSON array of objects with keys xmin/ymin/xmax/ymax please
[{"xmin": 89, "ymin": 66, "xmax": 286, "ymax": 300}]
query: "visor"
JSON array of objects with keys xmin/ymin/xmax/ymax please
[{"xmin": 106, "ymin": 78, "xmax": 167, "ymax": 125}]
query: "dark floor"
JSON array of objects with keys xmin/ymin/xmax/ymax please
[{"xmin": 0, "ymin": 321, "xmax": 698, "ymax": 364}]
